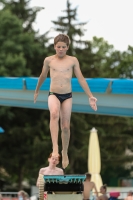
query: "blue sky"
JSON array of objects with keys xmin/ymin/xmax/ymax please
[{"xmin": 30, "ymin": 0, "xmax": 133, "ymax": 51}]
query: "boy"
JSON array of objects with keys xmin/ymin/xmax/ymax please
[
  {"xmin": 34, "ymin": 34, "xmax": 97, "ymax": 169},
  {"xmin": 36, "ymin": 153, "xmax": 64, "ymax": 187},
  {"xmin": 83, "ymin": 173, "xmax": 98, "ymax": 200}
]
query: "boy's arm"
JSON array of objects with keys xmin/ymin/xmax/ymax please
[
  {"xmin": 36, "ymin": 176, "xmax": 40, "ymax": 187},
  {"xmin": 60, "ymin": 169, "xmax": 64, "ymax": 175},
  {"xmin": 73, "ymin": 57, "xmax": 97, "ymax": 111},
  {"xmin": 93, "ymin": 183, "xmax": 98, "ymax": 197},
  {"xmin": 34, "ymin": 58, "xmax": 49, "ymax": 103},
  {"xmin": 36, "ymin": 168, "xmax": 44, "ymax": 187}
]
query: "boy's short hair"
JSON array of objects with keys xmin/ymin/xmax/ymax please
[
  {"xmin": 85, "ymin": 173, "xmax": 91, "ymax": 179},
  {"xmin": 48, "ymin": 153, "xmax": 61, "ymax": 161},
  {"xmin": 54, "ymin": 34, "xmax": 71, "ymax": 46},
  {"xmin": 101, "ymin": 184, "xmax": 107, "ymax": 191},
  {"xmin": 18, "ymin": 190, "xmax": 29, "ymax": 198}
]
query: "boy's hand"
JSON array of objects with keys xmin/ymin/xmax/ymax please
[{"xmin": 89, "ymin": 96, "xmax": 97, "ymax": 111}]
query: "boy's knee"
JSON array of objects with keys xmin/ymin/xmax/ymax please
[
  {"xmin": 51, "ymin": 111, "xmax": 59, "ymax": 120},
  {"xmin": 62, "ymin": 126, "xmax": 69, "ymax": 133}
]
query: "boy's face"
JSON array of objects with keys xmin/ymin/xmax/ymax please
[
  {"xmin": 100, "ymin": 187, "xmax": 105, "ymax": 193},
  {"xmin": 54, "ymin": 42, "xmax": 69, "ymax": 57},
  {"xmin": 48, "ymin": 155, "xmax": 59, "ymax": 166},
  {"xmin": 18, "ymin": 192, "xmax": 24, "ymax": 200}
]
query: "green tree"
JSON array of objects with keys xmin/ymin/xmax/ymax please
[
  {"xmin": 0, "ymin": 107, "xmax": 52, "ymax": 189},
  {"xmin": 75, "ymin": 36, "xmax": 133, "ymax": 79},
  {"xmin": 117, "ymin": 46, "xmax": 133, "ymax": 78},
  {"xmin": 74, "ymin": 37, "xmax": 122, "ymax": 78},
  {"xmin": 0, "ymin": 1, "xmax": 51, "ymax": 189},
  {"xmin": 2, "ymin": 0, "xmax": 50, "ymax": 76},
  {"xmin": 2, "ymin": 0, "xmax": 44, "ymax": 32},
  {"xmin": 0, "ymin": 9, "xmax": 30, "ymax": 76},
  {"xmin": 52, "ymin": 0, "xmax": 87, "ymax": 55}
]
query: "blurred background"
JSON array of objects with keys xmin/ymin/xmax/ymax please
[{"xmin": 0, "ymin": 0, "xmax": 133, "ymax": 198}]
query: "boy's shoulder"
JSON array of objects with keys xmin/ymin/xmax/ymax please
[
  {"xmin": 67, "ymin": 55, "xmax": 77, "ymax": 59},
  {"xmin": 39, "ymin": 167, "xmax": 48, "ymax": 173},
  {"xmin": 44, "ymin": 55, "xmax": 55, "ymax": 63},
  {"xmin": 66, "ymin": 55, "xmax": 78, "ymax": 62},
  {"xmin": 46, "ymin": 55, "xmax": 55, "ymax": 59},
  {"xmin": 56, "ymin": 166, "xmax": 63, "ymax": 170},
  {"xmin": 55, "ymin": 167, "xmax": 64, "ymax": 174}
]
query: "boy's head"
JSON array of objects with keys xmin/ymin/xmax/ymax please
[
  {"xmin": 128, "ymin": 191, "xmax": 133, "ymax": 196},
  {"xmin": 18, "ymin": 190, "xmax": 29, "ymax": 200},
  {"xmin": 54, "ymin": 34, "xmax": 71, "ymax": 47},
  {"xmin": 48, "ymin": 153, "xmax": 61, "ymax": 166},
  {"xmin": 85, "ymin": 173, "xmax": 91, "ymax": 180},
  {"xmin": 100, "ymin": 184, "xmax": 107, "ymax": 192}
]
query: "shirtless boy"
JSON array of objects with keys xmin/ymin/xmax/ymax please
[
  {"xmin": 97, "ymin": 184, "xmax": 108, "ymax": 200},
  {"xmin": 36, "ymin": 153, "xmax": 64, "ymax": 187},
  {"xmin": 83, "ymin": 173, "xmax": 98, "ymax": 200},
  {"xmin": 34, "ymin": 34, "xmax": 97, "ymax": 169}
]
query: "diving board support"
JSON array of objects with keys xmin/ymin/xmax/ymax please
[{"xmin": 39, "ymin": 174, "xmax": 86, "ymax": 200}]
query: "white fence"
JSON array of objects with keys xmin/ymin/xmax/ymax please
[{"xmin": 0, "ymin": 192, "xmax": 18, "ymax": 200}]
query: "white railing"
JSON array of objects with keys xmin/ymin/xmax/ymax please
[{"xmin": 0, "ymin": 192, "xmax": 18, "ymax": 200}]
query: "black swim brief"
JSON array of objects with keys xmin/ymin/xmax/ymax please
[{"xmin": 49, "ymin": 92, "xmax": 72, "ymax": 103}]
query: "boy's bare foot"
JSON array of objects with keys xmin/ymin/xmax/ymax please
[
  {"xmin": 52, "ymin": 152, "xmax": 59, "ymax": 157},
  {"xmin": 62, "ymin": 150, "xmax": 69, "ymax": 169},
  {"xmin": 52, "ymin": 146, "xmax": 59, "ymax": 157}
]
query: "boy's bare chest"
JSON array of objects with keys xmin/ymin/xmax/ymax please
[
  {"xmin": 49, "ymin": 59, "xmax": 73, "ymax": 72},
  {"xmin": 44, "ymin": 168, "xmax": 59, "ymax": 175}
]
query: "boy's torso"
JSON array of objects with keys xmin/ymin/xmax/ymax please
[
  {"xmin": 40, "ymin": 166, "xmax": 63, "ymax": 175},
  {"xmin": 48, "ymin": 55, "xmax": 75, "ymax": 94},
  {"xmin": 83, "ymin": 181, "xmax": 94, "ymax": 199}
]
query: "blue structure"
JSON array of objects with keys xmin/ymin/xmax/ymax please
[
  {"xmin": 0, "ymin": 77, "xmax": 133, "ymax": 117},
  {"xmin": 0, "ymin": 127, "xmax": 5, "ymax": 133}
]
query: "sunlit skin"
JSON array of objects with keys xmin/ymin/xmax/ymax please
[
  {"xmin": 83, "ymin": 176, "xmax": 98, "ymax": 199},
  {"xmin": 34, "ymin": 35, "xmax": 97, "ymax": 169}
]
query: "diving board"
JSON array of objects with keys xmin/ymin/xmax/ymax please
[{"xmin": 0, "ymin": 77, "xmax": 133, "ymax": 117}]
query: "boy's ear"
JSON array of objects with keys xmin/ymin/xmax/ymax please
[{"xmin": 66, "ymin": 45, "xmax": 69, "ymax": 50}]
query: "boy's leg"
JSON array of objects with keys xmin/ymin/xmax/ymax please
[
  {"xmin": 60, "ymin": 98, "xmax": 72, "ymax": 168},
  {"xmin": 48, "ymin": 95, "xmax": 60, "ymax": 156}
]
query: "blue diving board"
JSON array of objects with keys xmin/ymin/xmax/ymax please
[
  {"xmin": 112, "ymin": 79, "xmax": 133, "ymax": 94},
  {"xmin": 25, "ymin": 77, "xmax": 50, "ymax": 90},
  {"xmin": 25, "ymin": 77, "xmax": 111, "ymax": 93},
  {"xmin": 72, "ymin": 78, "xmax": 111, "ymax": 93},
  {"xmin": 0, "ymin": 77, "xmax": 133, "ymax": 117},
  {"xmin": 0, "ymin": 77, "xmax": 112, "ymax": 93},
  {"xmin": 43, "ymin": 175, "xmax": 85, "ymax": 192},
  {"xmin": 0, "ymin": 77, "xmax": 24, "ymax": 90},
  {"xmin": 44, "ymin": 175, "xmax": 86, "ymax": 183}
]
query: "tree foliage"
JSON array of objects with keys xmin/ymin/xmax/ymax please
[
  {"xmin": 0, "ymin": 9, "xmax": 30, "ymax": 76},
  {"xmin": 0, "ymin": 0, "xmax": 50, "ymax": 190},
  {"xmin": 52, "ymin": 0, "xmax": 87, "ymax": 55}
]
